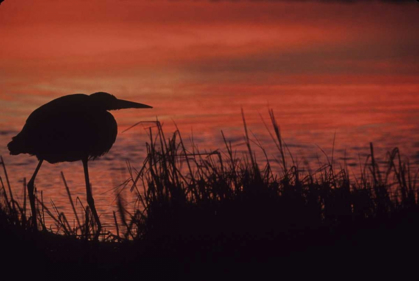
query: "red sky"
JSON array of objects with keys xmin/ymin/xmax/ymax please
[{"xmin": 0, "ymin": 0, "xmax": 418, "ymax": 134}]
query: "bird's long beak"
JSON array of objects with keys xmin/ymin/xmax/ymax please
[{"xmin": 111, "ymin": 99, "xmax": 153, "ymax": 110}]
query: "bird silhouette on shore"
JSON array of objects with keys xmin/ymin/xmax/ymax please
[{"xmin": 8, "ymin": 92, "xmax": 152, "ymax": 239}]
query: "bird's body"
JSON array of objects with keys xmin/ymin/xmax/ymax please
[
  {"xmin": 8, "ymin": 92, "xmax": 152, "ymax": 239},
  {"xmin": 9, "ymin": 94, "xmax": 118, "ymax": 163}
]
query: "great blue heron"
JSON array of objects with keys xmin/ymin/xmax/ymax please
[{"xmin": 7, "ymin": 92, "xmax": 152, "ymax": 239}]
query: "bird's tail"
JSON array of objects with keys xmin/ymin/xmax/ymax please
[{"xmin": 7, "ymin": 135, "xmax": 26, "ymax": 155}]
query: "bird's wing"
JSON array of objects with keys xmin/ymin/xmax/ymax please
[{"xmin": 18, "ymin": 94, "xmax": 93, "ymax": 153}]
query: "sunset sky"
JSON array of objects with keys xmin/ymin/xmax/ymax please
[{"xmin": 1, "ymin": 0, "xmax": 418, "ymax": 151}]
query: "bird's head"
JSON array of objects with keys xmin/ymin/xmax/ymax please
[{"xmin": 89, "ymin": 92, "xmax": 152, "ymax": 111}]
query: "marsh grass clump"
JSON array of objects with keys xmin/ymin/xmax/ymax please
[{"xmin": 103, "ymin": 111, "xmax": 419, "ymax": 258}]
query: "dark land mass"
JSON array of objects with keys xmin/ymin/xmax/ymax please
[{"xmin": 2, "ymin": 205, "xmax": 419, "ymax": 280}]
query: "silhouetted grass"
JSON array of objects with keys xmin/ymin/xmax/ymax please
[
  {"xmin": 1, "ymin": 111, "xmax": 419, "ymax": 280},
  {"xmin": 118, "ymin": 111, "xmax": 418, "ymax": 242}
]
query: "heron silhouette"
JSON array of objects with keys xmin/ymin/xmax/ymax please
[{"xmin": 7, "ymin": 92, "xmax": 152, "ymax": 239}]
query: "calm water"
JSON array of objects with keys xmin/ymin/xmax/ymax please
[{"xmin": 1, "ymin": 89, "xmax": 418, "ymax": 231}]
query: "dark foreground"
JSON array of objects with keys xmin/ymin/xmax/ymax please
[{"xmin": 2, "ymin": 209, "xmax": 419, "ymax": 281}]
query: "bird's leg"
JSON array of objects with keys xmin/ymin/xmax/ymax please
[
  {"xmin": 82, "ymin": 158, "xmax": 102, "ymax": 240},
  {"xmin": 27, "ymin": 159, "xmax": 43, "ymax": 230}
]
